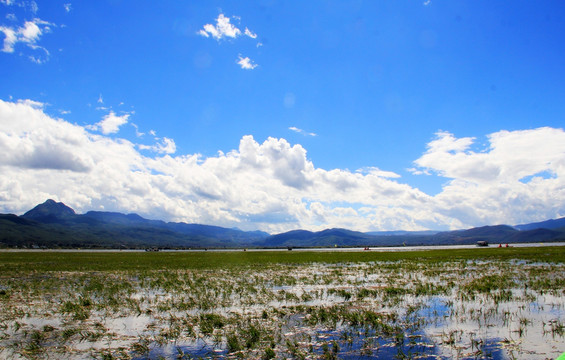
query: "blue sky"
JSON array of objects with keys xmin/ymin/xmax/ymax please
[{"xmin": 1, "ymin": 1, "xmax": 565, "ymax": 233}]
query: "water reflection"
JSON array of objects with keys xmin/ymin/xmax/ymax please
[{"xmin": 1, "ymin": 256, "xmax": 563, "ymax": 359}]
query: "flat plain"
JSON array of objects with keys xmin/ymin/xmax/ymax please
[{"xmin": 0, "ymin": 246, "xmax": 564, "ymax": 359}]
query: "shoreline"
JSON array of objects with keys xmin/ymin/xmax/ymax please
[{"xmin": 1, "ymin": 241, "xmax": 564, "ymax": 253}]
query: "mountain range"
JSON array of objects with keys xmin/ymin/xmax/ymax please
[{"xmin": 1, "ymin": 199, "xmax": 565, "ymax": 249}]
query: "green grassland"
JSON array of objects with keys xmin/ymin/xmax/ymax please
[{"xmin": 1, "ymin": 246, "xmax": 564, "ymax": 272}]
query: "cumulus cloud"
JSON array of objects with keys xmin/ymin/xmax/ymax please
[
  {"xmin": 198, "ymin": 14, "xmax": 241, "ymax": 40},
  {"xmin": 0, "ymin": 99, "xmax": 94, "ymax": 172},
  {"xmin": 198, "ymin": 14, "xmax": 258, "ymax": 41},
  {"xmin": 1, "ymin": 98, "xmax": 565, "ymax": 233},
  {"xmin": 0, "ymin": 17, "xmax": 53, "ymax": 61},
  {"xmin": 414, "ymin": 128, "xmax": 565, "ymax": 184},
  {"xmin": 237, "ymin": 55, "xmax": 257, "ymax": 70},
  {"xmin": 413, "ymin": 128, "xmax": 565, "ymax": 225},
  {"xmin": 413, "ymin": 131, "xmax": 498, "ymax": 182},
  {"xmin": 0, "ymin": 98, "xmax": 435, "ymax": 233},
  {"xmin": 87, "ymin": 111, "xmax": 130, "ymax": 134}
]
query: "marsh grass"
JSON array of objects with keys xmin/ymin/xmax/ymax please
[
  {"xmin": 0, "ymin": 247, "xmax": 563, "ymax": 359},
  {"xmin": 2, "ymin": 246, "xmax": 564, "ymax": 272}
]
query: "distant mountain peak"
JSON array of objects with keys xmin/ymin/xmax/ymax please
[{"xmin": 22, "ymin": 199, "xmax": 76, "ymax": 220}]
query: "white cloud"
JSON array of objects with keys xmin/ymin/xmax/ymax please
[
  {"xmin": 413, "ymin": 128, "xmax": 565, "ymax": 184},
  {"xmin": 139, "ymin": 137, "xmax": 176, "ymax": 154},
  {"xmin": 237, "ymin": 55, "xmax": 257, "ymax": 70},
  {"xmin": 29, "ymin": 53, "xmax": 47, "ymax": 63},
  {"xmin": 63, "ymin": 3, "xmax": 71, "ymax": 13},
  {"xmin": 357, "ymin": 167, "xmax": 401, "ymax": 179},
  {"xmin": 244, "ymin": 27, "xmax": 257, "ymax": 39},
  {"xmin": 0, "ymin": 17, "xmax": 53, "ymax": 61},
  {"xmin": 1, "ymin": 1, "xmax": 38, "ymax": 12},
  {"xmin": 199, "ymin": 14, "xmax": 261, "ymax": 69},
  {"xmin": 0, "ymin": 24, "xmax": 17, "ymax": 52},
  {"xmin": 131, "ymin": 123, "xmax": 144, "ymax": 137},
  {"xmin": 198, "ymin": 14, "xmax": 241, "ymax": 40},
  {"xmin": 413, "ymin": 128, "xmax": 565, "ymax": 225},
  {"xmin": 20, "ymin": 20, "xmax": 41, "ymax": 41},
  {"xmin": 1, "ymin": 99, "xmax": 565, "ymax": 233},
  {"xmin": 87, "ymin": 111, "xmax": 130, "ymax": 135},
  {"xmin": 413, "ymin": 131, "xmax": 498, "ymax": 182},
  {"xmin": 156, "ymin": 137, "xmax": 176, "ymax": 154},
  {"xmin": 0, "ymin": 99, "xmax": 95, "ymax": 172},
  {"xmin": 17, "ymin": 98, "xmax": 44, "ymax": 109},
  {"xmin": 0, "ymin": 99, "xmax": 434, "ymax": 232},
  {"xmin": 289, "ymin": 126, "xmax": 316, "ymax": 137}
]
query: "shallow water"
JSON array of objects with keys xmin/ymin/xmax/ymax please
[{"xmin": 1, "ymin": 257, "xmax": 564, "ymax": 359}]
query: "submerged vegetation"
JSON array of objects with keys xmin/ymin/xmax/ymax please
[{"xmin": 0, "ymin": 247, "xmax": 564, "ymax": 359}]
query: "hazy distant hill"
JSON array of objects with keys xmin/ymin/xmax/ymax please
[
  {"xmin": 263, "ymin": 228, "xmax": 374, "ymax": 247},
  {"xmin": 430, "ymin": 225, "xmax": 518, "ymax": 245},
  {"xmin": 506, "ymin": 228, "xmax": 564, "ymax": 243},
  {"xmin": 257, "ymin": 224, "xmax": 565, "ymax": 248},
  {"xmin": 83, "ymin": 210, "xmax": 269, "ymax": 243},
  {"xmin": 1, "ymin": 199, "xmax": 565, "ymax": 249},
  {"xmin": 515, "ymin": 217, "xmax": 565, "ymax": 231},
  {"xmin": 366, "ymin": 230, "xmax": 439, "ymax": 236}
]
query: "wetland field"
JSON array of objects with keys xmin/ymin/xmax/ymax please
[{"xmin": 0, "ymin": 247, "xmax": 564, "ymax": 359}]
